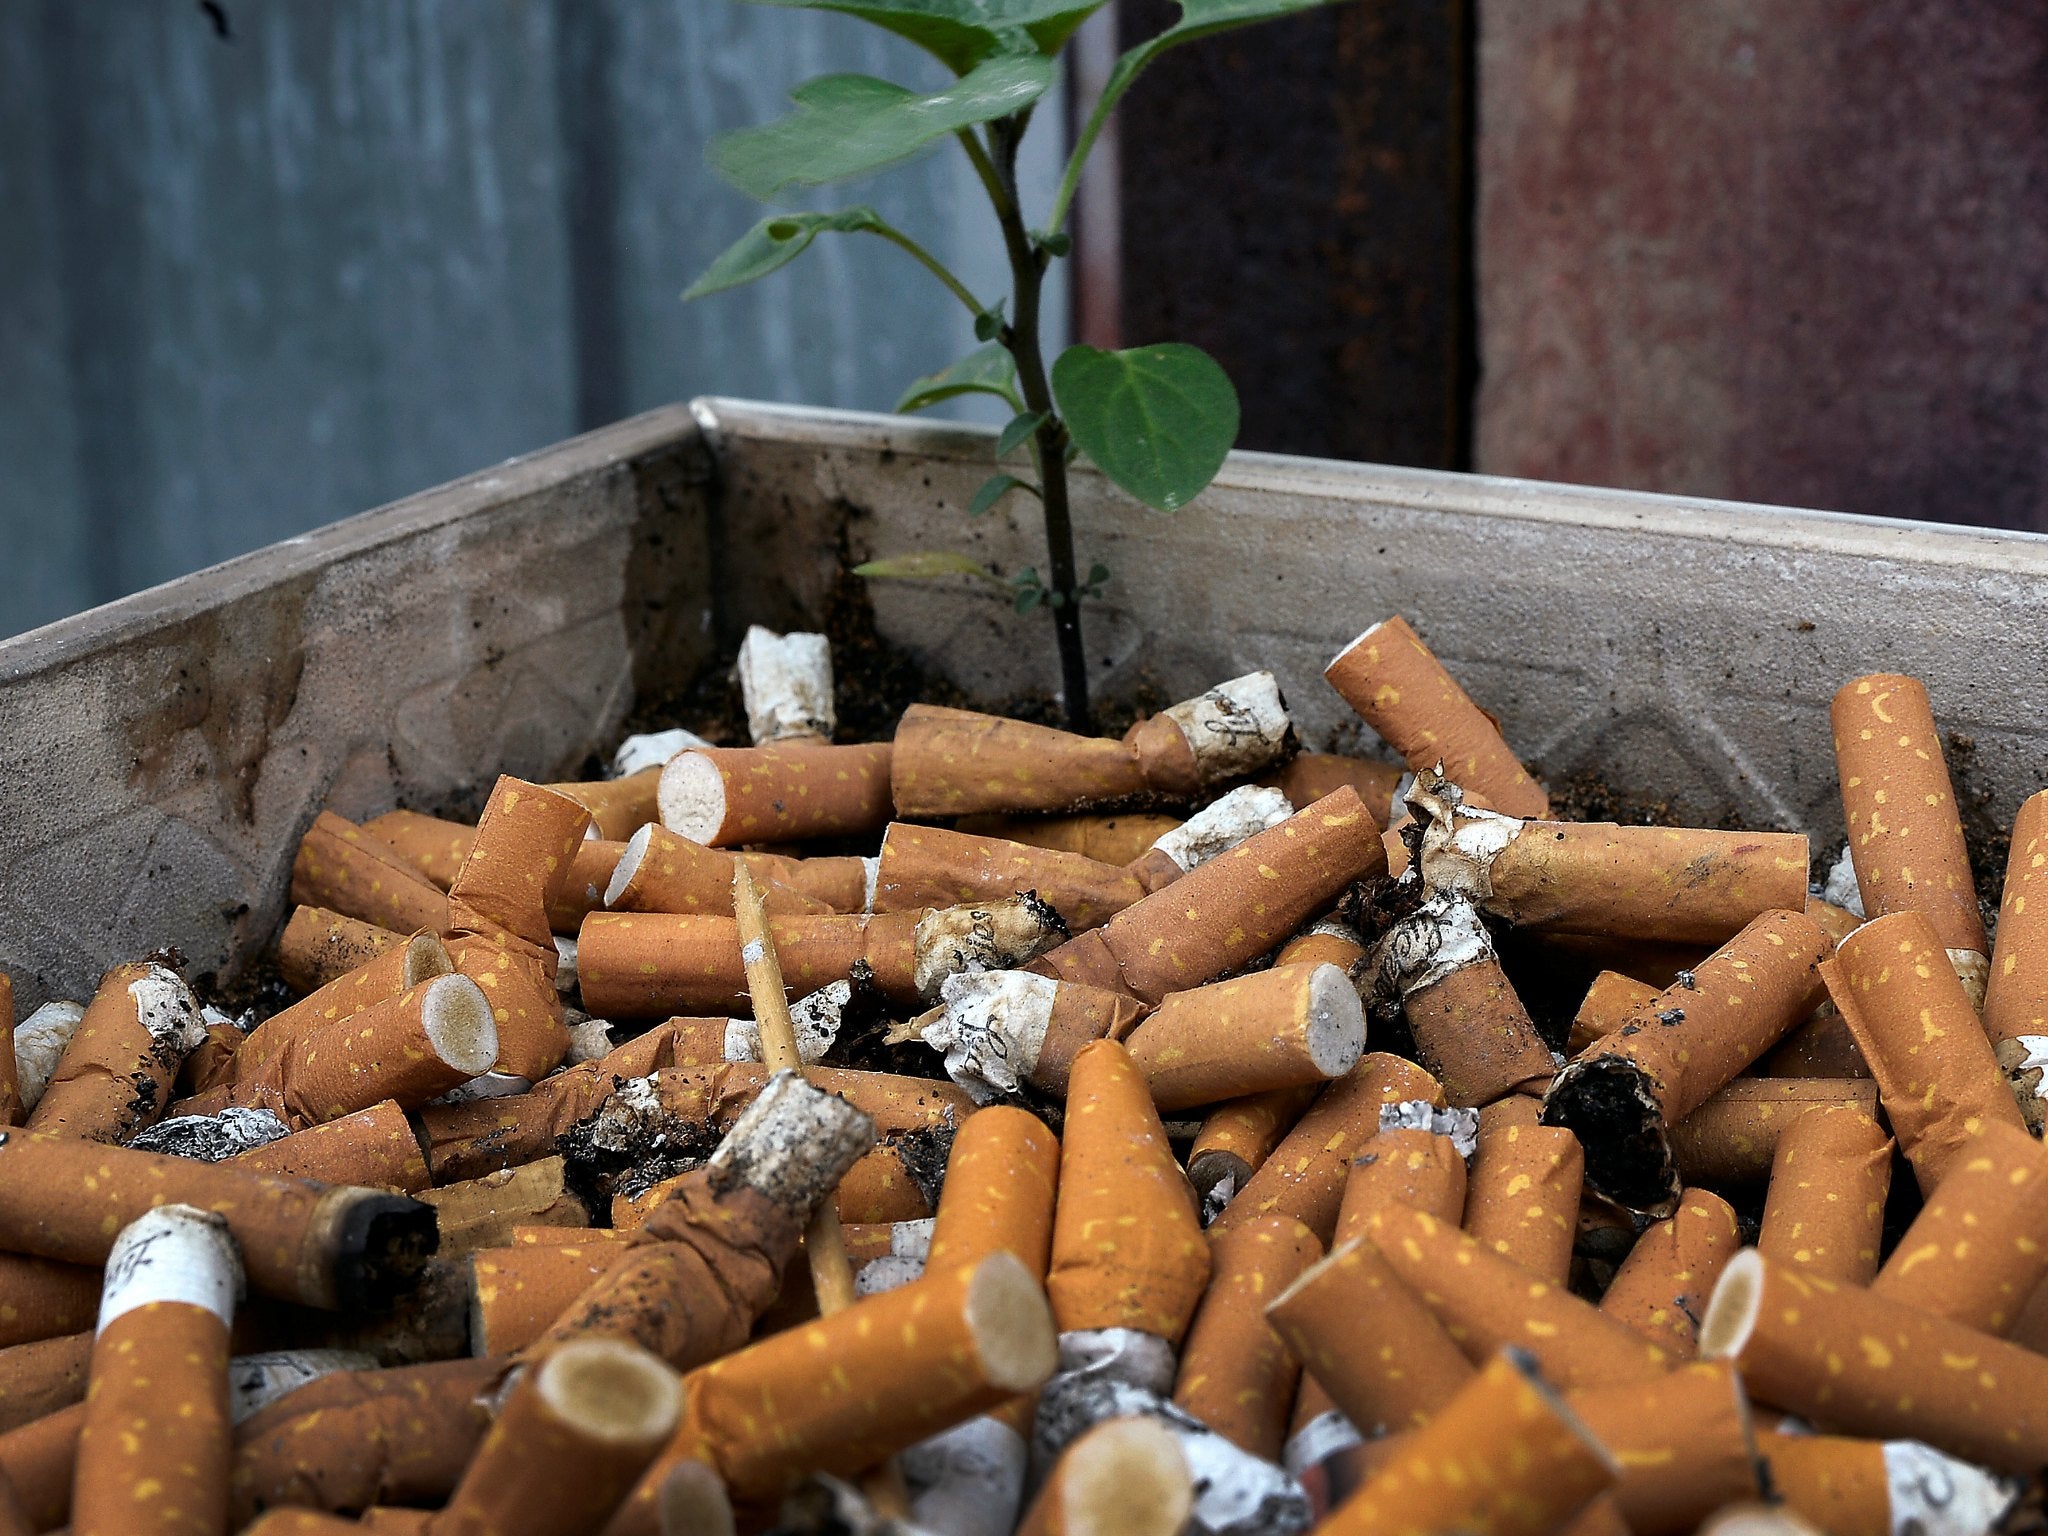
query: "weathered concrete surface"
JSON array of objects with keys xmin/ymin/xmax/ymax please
[{"xmin": 1477, "ymin": 3, "xmax": 2048, "ymax": 531}]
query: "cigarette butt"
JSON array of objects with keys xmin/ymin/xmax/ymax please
[
  {"xmin": 1171, "ymin": 1215, "xmax": 1321, "ymax": 1458},
  {"xmin": 834, "ymin": 1138, "xmax": 939, "ymax": 1224},
  {"xmin": 1700, "ymin": 1247, "xmax": 2048, "ymax": 1473},
  {"xmin": 1987, "ymin": 788, "xmax": 2048, "ymax": 1033},
  {"xmin": 0, "ymin": 1399, "xmax": 82, "ymax": 1531},
  {"xmin": 1016, "ymin": 1414, "xmax": 1192, "ymax": 1536},
  {"xmin": 1872, "ymin": 1120, "xmax": 2048, "ymax": 1334},
  {"xmin": 26, "ymin": 960, "xmax": 204, "ymax": 1143},
  {"xmin": 1598, "ymin": 1188, "xmax": 1742, "ymax": 1356},
  {"xmin": 1325, "ymin": 616, "xmax": 1550, "ymax": 818},
  {"xmin": 1336, "ymin": 1121, "xmax": 1472, "ymax": 1240},
  {"xmin": 549, "ymin": 766, "xmax": 664, "ymax": 842},
  {"xmin": 576, "ymin": 910, "xmax": 924, "ymax": 1016},
  {"xmin": 1756, "ymin": 1105, "xmax": 1892, "ymax": 1285},
  {"xmin": 1366, "ymin": 1202, "xmax": 1671, "ymax": 1389},
  {"xmin": 659, "ymin": 742, "xmax": 892, "ymax": 847},
  {"xmin": 1831, "ymin": 674, "xmax": 1988, "ymax": 986},
  {"xmin": 359, "ymin": 809, "xmax": 475, "ymax": 888},
  {"xmin": 289, "ymin": 812, "xmax": 451, "ymax": 936},
  {"xmin": 472, "ymin": 1237, "xmax": 633, "ymax": 1355},
  {"xmin": 73, "ymin": 1205, "xmax": 242, "ymax": 1536},
  {"xmin": 738, "ymin": 625, "xmax": 835, "ymax": 746},
  {"xmin": 1030, "ymin": 788, "xmax": 1386, "ymax": 1005},
  {"xmin": 1047, "ymin": 1040, "xmax": 1208, "ymax": 1340},
  {"xmin": 236, "ymin": 932, "xmax": 453, "ymax": 1087},
  {"xmin": 1825, "ymin": 910, "xmax": 2027, "ymax": 1193},
  {"xmin": 1268, "ymin": 1236, "xmax": 1475, "ymax": 1438},
  {"xmin": 0, "ymin": 1333, "xmax": 90, "ymax": 1434},
  {"xmin": 232, "ymin": 1099, "xmax": 431, "ymax": 1193},
  {"xmin": 1566, "ymin": 1362, "xmax": 1760, "ymax": 1536},
  {"xmin": 1124, "ymin": 963, "xmax": 1365, "ymax": 1112},
  {"xmin": 1274, "ymin": 919, "xmax": 1367, "ymax": 972},
  {"xmin": 873, "ymin": 823, "xmax": 1146, "ymax": 932},
  {"xmin": 444, "ymin": 933, "xmax": 570, "ymax": 1081},
  {"xmin": 1126, "ymin": 784, "xmax": 1297, "ymax": 892},
  {"xmin": 1185, "ymin": 1084, "xmax": 1319, "ymax": 1206},
  {"xmin": 420, "ymin": 1155, "xmax": 590, "ymax": 1259},
  {"xmin": 1316, "ymin": 1348, "xmax": 1620, "ymax": 1536},
  {"xmin": 1537, "ymin": 932, "xmax": 1714, "ymax": 992},
  {"xmin": 447, "ymin": 777, "xmax": 595, "ymax": 964},
  {"xmin": 954, "ymin": 812, "xmax": 1185, "ymax": 866},
  {"xmin": 919, "ymin": 971, "xmax": 1144, "ymax": 1103},
  {"xmin": 603, "ymin": 824, "xmax": 836, "ymax": 919},
  {"xmin": 1210, "ymin": 1053, "xmax": 1446, "ymax": 1243},
  {"xmin": 12, "ymin": 1003, "xmax": 84, "ymax": 1120},
  {"xmin": 1464, "ymin": 1110, "xmax": 1584, "ymax": 1284},
  {"xmin": 0, "ymin": 1254, "xmax": 100, "ymax": 1351},
  {"xmin": 1763, "ymin": 1432, "xmax": 2018, "ymax": 1536},
  {"xmin": 1754, "ymin": 1003, "xmax": 1870, "ymax": 1080},
  {"xmin": 0, "ymin": 1134, "xmax": 435, "ymax": 1311},
  {"xmin": 610, "ymin": 1171, "xmax": 700, "ymax": 1232},
  {"xmin": 1263, "ymin": 752, "xmax": 1408, "ymax": 819},
  {"xmin": 1543, "ymin": 908, "xmax": 1831, "ymax": 1214},
  {"xmin": 908, "ymin": 896, "xmax": 1069, "ymax": 1002},
  {"xmin": 436, "ymin": 1337, "xmax": 683, "ymax": 1536},
  {"xmin": 654, "ymin": 1457, "xmax": 735, "ymax": 1536},
  {"xmin": 277, "ymin": 907, "xmax": 409, "ymax": 996},
  {"xmin": 227, "ymin": 1355, "xmax": 512, "ymax": 1525},
  {"xmin": 1567, "ymin": 971, "xmax": 1658, "ymax": 1056},
  {"xmin": 177, "ymin": 1017, "xmax": 246, "ymax": 1099},
  {"xmin": 546, "ymin": 837, "xmax": 629, "ymax": 932},
  {"xmin": 240, "ymin": 1512, "xmax": 366, "ymax": 1534},
  {"xmin": 927, "ymin": 1105, "xmax": 1060, "ymax": 1279},
  {"xmin": 1667, "ymin": 1077, "xmax": 1882, "ymax": 1187}
]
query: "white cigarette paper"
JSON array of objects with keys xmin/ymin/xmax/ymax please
[
  {"xmin": 738, "ymin": 625, "xmax": 836, "ymax": 745},
  {"xmin": 98, "ymin": 1203, "xmax": 245, "ymax": 1330},
  {"xmin": 1149, "ymin": 785, "xmax": 1295, "ymax": 874}
]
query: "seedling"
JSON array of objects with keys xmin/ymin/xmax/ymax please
[{"xmin": 686, "ymin": 0, "xmax": 1337, "ymax": 730}]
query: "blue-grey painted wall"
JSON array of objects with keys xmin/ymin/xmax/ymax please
[{"xmin": 0, "ymin": 1, "xmax": 1065, "ymax": 637}]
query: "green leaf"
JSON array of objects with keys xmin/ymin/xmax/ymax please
[
  {"xmin": 683, "ymin": 208, "xmax": 885, "ymax": 300},
  {"xmin": 1051, "ymin": 343, "xmax": 1239, "ymax": 512},
  {"xmin": 968, "ymin": 473, "xmax": 1035, "ymax": 517},
  {"xmin": 897, "ymin": 343, "xmax": 1021, "ymax": 414},
  {"xmin": 1121, "ymin": 0, "xmax": 1331, "ymax": 78},
  {"xmin": 1087, "ymin": 562, "xmax": 1110, "ymax": 584},
  {"xmin": 853, "ymin": 551, "xmax": 1006, "ymax": 583},
  {"xmin": 974, "ymin": 303, "xmax": 1007, "ymax": 342},
  {"xmin": 996, "ymin": 410, "xmax": 1048, "ymax": 456},
  {"xmin": 740, "ymin": 0, "xmax": 1110, "ymax": 75},
  {"xmin": 710, "ymin": 57, "xmax": 1054, "ymax": 200}
]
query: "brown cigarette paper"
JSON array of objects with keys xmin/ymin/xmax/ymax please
[
  {"xmin": 0, "ymin": 1399, "xmax": 82, "ymax": 1531},
  {"xmin": 658, "ymin": 741, "xmax": 893, "ymax": 847},
  {"xmin": 0, "ymin": 1253, "xmax": 102, "ymax": 1350},
  {"xmin": 359, "ymin": 809, "xmax": 475, "ymax": 888},
  {"xmin": 927, "ymin": 1105, "xmax": 1059, "ymax": 1280},
  {"xmin": 1016, "ymin": 1414, "xmax": 1191, "ymax": 1536},
  {"xmin": 276, "ymin": 906, "xmax": 408, "ymax": 994},
  {"xmin": 918, "ymin": 970, "xmax": 1144, "ymax": 1105},
  {"xmin": 1598, "ymin": 1188, "xmax": 1741, "ymax": 1356},
  {"xmin": 1464, "ymin": 1104, "xmax": 1583, "ymax": 1284},
  {"xmin": 954, "ymin": 811, "xmax": 1184, "ymax": 866},
  {"xmin": 1186, "ymin": 1085, "xmax": 1318, "ymax": 1209},
  {"xmin": 26, "ymin": 960, "xmax": 205, "ymax": 1143},
  {"xmin": 1872, "ymin": 1119, "xmax": 2048, "ymax": 1334},
  {"xmin": 603, "ymin": 823, "xmax": 839, "ymax": 919},
  {"xmin": 446, "ymin": 775, "xmax": 593, "ymax": 967},
  {"xmin": 1171, "ymin": 1215, "xmax": 1321, "ymax": 1459},
  {"xmin": 1566, "ymin": 1362, "xmax": 1761, "ymax": 1536},
  {"xmin": 579, "ymin": 909, "xmax": 922, "ymax": 1016},
  {"xmin": 1263, "ymin": 752, "xmax": 1408, "ymax": 819},
  {"xmin": 1667, "ymin": 1077, "xmax": 1881, "ymax": 1188},
  {"xmin": 237, "ymin": 932, "xmax": 453, "ymax": 1088},
  {"xmin": 421, "ymin": 1155, "xmax": 589, "ymax": 1258},
  {"xmin": 1125, "ymin": 785, "xmax": 1298, "ymax": 892},
  {"xmin": 0, "ymin": 1332, "xmax": 91, "ymax": 1434},
  {"xmin": 290, "ymin": 812, "xmax": 450, "ymax": 936},
  {"xmin": 1123, "ymin": 962, "xmax": 1364, "ymax": 1113},
  {"xmin": 549, "ymin": 766, "xmax": 663, "ymax": 842},
  {"xmin": 1543, "ymin": 908, "xmax": 1830, "ymax": 1214},
  {"xmin": 1755, "ymin": 1105, "xmax": 1891, "ymax": 1285},
  {"xmin": 234, "ymin": 1099, "xmax": 432, "ymax": 1193},
  {"xmin": 471, "ymin": 1235, "xmax": 628, "ymax": 1355},
  {"xmin": 1754, "ymin": 1003, "xmax": 1870, "ymax": 1080},
  {"xmin": 1987, "ymin": 790, "xmax": 2048, "ymax": 1120},
  {"xmin": 874, "ymin": 822, "xmax": 1146, "ymax": 932},
  {"xmin": 1567, "ymin": 971, "xmax": 1658, "ymax": 1056},
  {"xmin": 1763, "ymin": 1432, "xmax": 2017, "ymax": 1536},
  {"xmin": 545, "ymin": 837, "xmax": 629, "ymax": 932}
]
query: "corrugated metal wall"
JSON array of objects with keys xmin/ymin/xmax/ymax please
[{"xmin": 0, "ymin": 0, "xmax": 1064, "ymax": 637}]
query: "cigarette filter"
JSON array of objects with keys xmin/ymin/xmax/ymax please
[
  {"xmin": 1030, "ymin": 788, "xmax": 1386, "ymax": 1005},
  {"xmin": 1366, "ymin": 1203, "xmax": 1671, "ymax": 1389},
  {"xmin": 0, "ymin": 1134, "xmax": 435, "ymax": 1311},
  {"xmin": 73, "ymin": 1205, "xmax": 242, "ymax": 1536},
  {"xmin": 1047, "ymin": 1040, "xmax": 1209, "ymax": 1341},
  {"xmin": 1754, "ymin": 1005, "xmax": 1869, "ymax": 1080},
  {"xmin": 0, "ymin": 1253, "xmax": 101, "ymax": 1351},
  {"xmin": 874, "ymin": 823, "xmax": 1146, "ymax": 933},
  {"xmin": 178, "ymin": 1018, "xmax": 245, "ymax": 1099},
  {"xmin": 1872, "ymin": 1119, "xmax": 2048, "ymax": 1334},
  {"xmin": 1268, "ymin": 1236, "xmax": 1476, "ymax": 1438},
  {"xmin": 1263, "ymin": 752, "xmax": 1408, "ymax": 820},
  {"xmin": 1124, "ymin": 784, "xmax": 1297, "ymax": 892},
  {"xmin": 471, "ymin": 1237, "xmax": 629, "ymax": 1354},
  {"xmin": 421, "ymin": 1156, "xmax": 590, "ymax": 1258},
  {"xmin": 1567, "ymin": 971, "xmax": 1658, "ymax": 1056},
  {"xmin": 953, "ymin": 811, "xmax": 1184, "ymax": 866},
  {"xmin": 1700, "ymin": 1248, "xmax": 2048, "ymax": 1474},
  {"xmin": 603, "ymin": 824, "xmax": 836, "ymax": 919},
  {"xmin": 1273, "ymin": 919, "xmax": 1367, "ymax": 972},
  {"xmin": 1210, "ymin": 1054, "xmax": 1446, "ymax": 1243},
  {"xmin": 1464, "ymin": 1107, "xmax": 1585, "ymax": 1284},
  {"xmin": 1171, "ymin": 1215, "xmax": 1321, "ymax": 1458},
  {"xmin": 926, "ymin": 1105, "xmax": 1060, "ymax": 1280},
  {"xmin": 1667, "ymin": 1077, "xmax": 1881, "ymax": 1188},
  {"xmin": 1825, "ymin": 910, "xmax": 2027, "ymax": 1193},
  {"xmin": 919, "ymin": 970, "xmax": 1145, "ymax": 1104},
  {"xmin": 289, "ymin": 812, "xmax": 449, "ymax": 936},
  {"xmin": 228, "ymin": 1356, "xmax": 511, "ymax": 1524},
  {"xmin": 1185, "ymin": 1084, "xmax": 1318, "ymax": 1206},
  {"xmin": 233, "ymin": 1099, "xmax": 431, "ymax": 1193},
  {"xmin": 1831, "ymin": 674, "xmax": 1988, "ymax": 995},
  {"xmin": 1123, "ymin": 962, "xmax": 1365, "ymax": 1112},
  {"xmin": 909, "ymin": 896, "xmax": 1070, "ymax": 1001},
  {"xmin": 436, "ymin": 1338, "xmax": 683, "ymax": 1536},
  {"xmin": 445, "ymin": 776, "xmax": 593, "ymax": 964},
  {"xmin": 1566, "ymin": 1362, "xmax": 1760, "ymax": 1536},
  {"xmin": 1543, "ymin": 908, "xmax": 1831, "ymax": 1214},
  {"xmin": 1015, "ymin": 1414, "xmax": 1191, "ymax": 1536},
  {"xmin": 1755, "ymin": 1105, "xmax": 1892, "ymax": 1286},
  {"xmin": 658, "ymin": 741, "xmax": 893, "ymax": 847},
  {"xmin": 1324, "ymin": 616, "xmax": 1549, "ymax": 818},
  {"xmin": 236, "ymin": 932, "xmax": 452, "ymax": 1087},
  {"xmin": 1317, "ymin": 1349, "xmax": 1619, "ymax": 1536},
  {"xmin": 1763, "ymin": 1432, "xmax": 2018, "ymax": 1536},
  {"xmin": 0, "ymin": 1399, "xmax": 82, "ymax": 1531},
  {"xmin": 548, "ymin": 766, "xmax": 663, "ymax": 842},
  {"xmin": 0, "ymin": 1332, "xmax": 90, "ymax": 1435},
  {"xmin": 1366, "ymin": 892, "xmax": 1555, "ymax": 1108},
  {"xmin": 1597, "ymin": 1188, "xmax": 1741, "ymax": 1356},
  {"xmin": 1986, "ymin": 790, "xmax": 2048, "ymax": 1116},
  {"xmin": 738, "ymin": 624, "xmax": 835, "ymax": 745},
  {"xmin": 577, "ymin": 910, "xmax": 924, "ymax": 1016},
  {"xmin": 359, "ymin": 809, "xmax": 475, "ymax": 888},
  {"xmin": 26, "ymin": 960, "xmax": 205, "ymax": 1143},
  {"xmin": 545, "ymin": 837, "xmax": 629, "ymax": 932}
]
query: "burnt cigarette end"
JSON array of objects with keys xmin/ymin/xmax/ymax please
[
  {"xmin": 1696, "ymin": 1248, "xmax": 1764, "ymax": 1362},
  {"xmin": 316, "ymin": 1188, "xmax": 441, "ymax": 1312},
  {"xmin": 1541, "ymin": 1056, "xmax": 1679, "ymax": 1215},
  {"xmin": 705, "ymin": 1070, "xmax": 876, "ymax": 1217}
]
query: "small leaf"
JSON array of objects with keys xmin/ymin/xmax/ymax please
[
  {"xmin": 967, "ymin": 473, "xmax": 1034, "ymax": 518},
  {"xmin": 996, "ymin": 410, "xmax": 1049, "ymax": 457},
  {"xmin": 897, "ymin": 343, "xmax": 1020, "ymax": 414},
  {"xmin": 710, "ymin": 56, "xmax": 1054, "ymax": 200},
  {"xmin": 853, "ymin": 551, "xmax": 1005, "ymax": 583},
  {"xmin": 1051, "ymin": 342, "xmax": 1240, "ymax": 512},
  {"xmin": 1034, "ymin": 229, "xmax": 1073, "ymax": 257},
  {"xmin": 739, "ymin": 0, "xmax": 1112, "ymax": 75},
  {"xmin": 1014, "ymin": 586, "xmax": 1045, "ymax": 613},
  {"xmin": 974, "ymin": 305, "xmax": 1006, "ymax": 342},
  {"xmin": 1087, "ymin": 562, "xmax": 1110, "ymax": 584},
  {"xmin": 683, "ymin": 208, "xmax": 885, "ymax": 300}
]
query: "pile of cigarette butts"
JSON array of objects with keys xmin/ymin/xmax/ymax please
[{"xmin": 4, "ymin": 616, "xmax": 2047, "ymax": 1536}]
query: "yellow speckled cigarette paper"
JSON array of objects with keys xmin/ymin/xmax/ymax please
[
  {"xmin": 1264, "ymin": 752, "xmax": 1408, "ymax": 818},
  {"xmin": 0, "ymin": 1332, "xmax": 91, "ymax": 1435},
  {"xmin": 1566, "ymin": 1362, "xmax": 1760, "ymax": 1536},
  {"xmin": 890, "ymin": 706, "xmax": 1161, "ymax": 819},
  {"xmin": 26, "ymin": 961, "xmax": 199, "ymax": 1144},
  {"xmin": 1668, "ymin": 1078, "xmax": 1881, "ymax": 1188},
  {"xmin": 1123, "ymin": 963, "xmax": 1362, "ymax": 1112},
  {"xmin": 234, "ymin": 1100, "xmax": 431, "ymax": 1193},
  {"xmin": 0, "ymin": 1398, "xmax": 82, "ymax": 1531},
  {"xmin": 547, "ymin": 767, "xmax": 663, "ymax": 842},
  {"xmin": 1317, "ymin": 1349, "xmax": 1618, "ymax": 1536},
  {"xmin": 1567, "ymin": 972, "xmax": 1658, "ymax": 1055},
  {"xmin": 1758, "ymin": 1434, "xmax": 1894, "ymax": 1536},
  {"xmin": 1598, "ymin": 1188, "xmax": 1741, "ymax": 1356},
  {"xmin": 668, "ymin": 742, "xmax": 893, "ymax": 846},
  {"xmin": 1831, "ymin": 673, "xmax": 1987, "ymax": 995},
  {"xmin": 359, "ymin": 810, "xmax": 475, "ymax": 889},
  {"xmin": 1185, "ymin": 1084, "xmax": 1318, "ymax": 1204},
  {"xmin": 472, "ymin": 1235, "xmax": 630, "ymax": 1355},
  {"xmin": 1872, "ymin": 1119, "xmax": 2048, "ymax": 1334},
  {"xmin": 576, "ymin": 910, "xmax": 924, "ymax": 1016},
  {"xmin": 927, "ymin": 1105, "xmax": 1060, "ymax": 1280},
  {"xmin": 1464, "ymin": 1105, "xmax": 1584, "ymax": 1284},
  {"xmin": 1047, "ymin": 1040, "xmax": 1208, "ymax": 1341},
  {"xmin": 446, "ymin": 776, "xmax": 591, "ymax": 968},
  {"xmin": 1987, "ymin": 790, "xmax": 2048, "ymax": 1110},
  {"xmin": 1755, "ymin": 1106, "xmax": 1891, "ymax": 1285},
  {"xmin": 0, "ymin": 1254, "xmax": 100, "ymax": 1352},
  {"xmin": 1825, "ymin": 909, "xmax": 2027, "ymax": 1194},
  {"xmin": 1367, "ymin": 1203, "xmax": 1671, "ymax": 1390},
  {"xmin": 289, "ymin": 812, "xmax": 450, "ymax": 936},
  {"xmin": 604, "ymin": 825, "xmax": 833, "ymax": 918},
  {"xmin": 1324, "ymin": 615, "xmax": 1549, "ymax": 817},
  {"xmin": 954, "ymin": 811, "xmax": 1184, "ymax": 866},
  {"xmin": 874, "ymin": 823, "xmax": 1146, "ymax": 933},
  {"xmin": 275, "ymin": 906, "xmax": 407, "ymax": 994},
  {"xmin": 237, "ymin": 933, "xmax": 452, "ymax": 1088},
  {"xmin": 1172, "ymin": 1215, "xmax": 1321, "ymax": 1458}
]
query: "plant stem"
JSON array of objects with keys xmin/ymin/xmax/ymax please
[
  {"xmin": 867, "ymin": 224, "xmax": 984, "ymax": 317},
  {"xmin": 988, "ymin": 118, "xmax": 1091, "ymax": 733}
]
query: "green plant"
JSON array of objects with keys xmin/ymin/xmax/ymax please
[{"xmin": 687, "ymin": 0, "xmax": 1332, "ymax": 730}]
